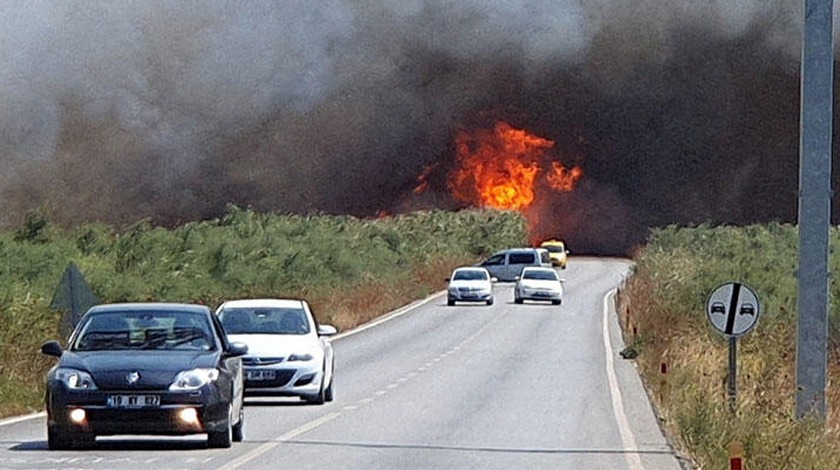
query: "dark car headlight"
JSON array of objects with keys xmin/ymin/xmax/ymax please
[
  {"xmin": 169, "ymin": 368, "xmax": 220, "ymax": 391},
  {"xmin": 54, "ymin": 368, "xmax": 98, "ymax": 390},
  {"xmin": 287, "ymin": 353, "xmax": 314, "ymax": 362}
]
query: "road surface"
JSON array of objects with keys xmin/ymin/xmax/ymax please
[{"xmin": 0, "ymin": 258, "xmax": 685, "ymax": 469}]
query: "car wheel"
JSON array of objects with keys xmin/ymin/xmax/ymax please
[
  {"xmin": 324, "ymin": 362, "xmax": 335, "ymax": 402},
  {"xmin": 232, "ymin": 407, "xmax": 244, "ymax": 442},
  {"xmin": 552, "ymin": 299, "xmax": 562, "ymax": 305},
  {"xmin": 514, "ymin": 297, "xmax": 523, "ymax": 304},
  {"xmin": 486, "ymin": 297, "xmax": 494, "ymax": 306},
  {"xmin": 47, "ymin": 426, "xmax": 72, "ymax": 450},
  {"xmin": 207, "ymin": 405, "xmax": 233, "ymax": 448},
  {"xmin": 306, "ymin": 370, "xmax": 328, "ymax": 405},
  {"xmin": 447, "ymin": 298, "xmax": 455, "ymax": 306}
]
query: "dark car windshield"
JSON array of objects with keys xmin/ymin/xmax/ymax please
[
  {"xmin": 73, "ymin": 310, "xmax": 215, "ymax": 352},
  {"xmin": 218, "ymin": 307, "xmax": 311, "ymax": 335},
  {"xmin": 522, "ymin": 270, "xmax": 559, "ymax": 281},
  {"xmin": 453, "ymin": 270, "xmax": 489, "ymax": 281},
  {"xmin": 543, "ymin": 245, "xmax": 564, "ymax": 253}
]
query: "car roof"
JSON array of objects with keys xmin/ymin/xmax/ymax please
[
  {"xmin": 454, "ymin": 266, "xmax": 489, "ymax": 272},
  {"xmin": 86, "ymin": 303, "xmax": 211, "ymax": 314},
  {"xmin": 540, "ymin": 240, "xmax": 565, "ymax": 246},
  {"xmin": 216, "ymin": 298, "xmax": 307, "ymax": 309},
  {"xmin": 493, "ymin": 247, "xmax": 544, "ymax": 255}
]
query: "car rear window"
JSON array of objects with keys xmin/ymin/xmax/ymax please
[{"xmin": 509, "ymin": 253, "xmax": 536, "ymax": 264}]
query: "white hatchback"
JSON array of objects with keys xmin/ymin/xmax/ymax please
[
  {"xmin": 514, "ymin": 266, "xmax": 564, "ymax": 305},
  {"xmin": 447, "ymin": 267, "xmax": 496, "ymax": 306},
  {"xmin": 215, "ymin": 299, "xmax": 337, "ymax": 404}
]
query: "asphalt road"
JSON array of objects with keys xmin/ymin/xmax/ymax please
[{"xmin": 0, "ymin": 258, "xmax": 685, "ymax": 470}]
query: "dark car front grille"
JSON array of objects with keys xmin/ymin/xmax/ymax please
[{"xmin": 242, "ymin": 357, "xmax": 285, "ymax": 366}]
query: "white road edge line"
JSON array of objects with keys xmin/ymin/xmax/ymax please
[
  {"xmin": 0, "ymin": 411, "xmax": 45, "ymax": 427},
  {"xmin": 217, "ymin": 412, "xmax": 341, "ymax": 470},
  {"xmin": 603, "ymin": 289, "xmax": 644, "ymax": 470},
  {"xmin": 332, "ymin": 291, "xmax": 446, "ymax": 340}
]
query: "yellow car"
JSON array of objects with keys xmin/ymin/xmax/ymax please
[{"xmin": 539, "ymin": 240, "xmax": 569, "ymax": 269}]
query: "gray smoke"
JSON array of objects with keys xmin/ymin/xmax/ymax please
[{"xmin": 0, "ymin": 1, "xmax": 817, "ymax": 252}]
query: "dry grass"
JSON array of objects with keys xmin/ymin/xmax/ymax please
[{"xmin": 619, "ymin": 260, "xmax": 840, "ymax": 469}]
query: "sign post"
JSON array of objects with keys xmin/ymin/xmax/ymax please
[{"xmin": 706, "ymin": 282, "xmax": 761, "ymax": 412}]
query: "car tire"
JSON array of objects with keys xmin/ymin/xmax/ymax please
[
  {"xmin": 306, "ymin": 369, "xmax": 328, "ymax": 405},
  {"xmin": 552, "ymin": 299, "xmax": 562, "ymax": 305},
  {"xmin": 514, "ymin": 297, "xmax": 523, "ymax": 304},
  {"xmin": 324, "ymin": 363, "xmax": 335, "ymax": 402},
  {"xmin": 208, "ymin": 405, "xmax": 233, "ymax": 448},
  {"xmin": 486, "ymin": 297, "xmax": 494, "ymax": 306},
  {"xmin": 324, "ymin": 378, "xmax": 334, "ymax": 402},
  {"xmin": 232, "ymin": 407, "xmax": 244, "ymax": 442},
  {"xmin": 447, "ymin": 298, "xmax": 455, "ymax": 306}
]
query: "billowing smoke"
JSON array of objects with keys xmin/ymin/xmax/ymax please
[{"xmin": 0, "ymin": 1, "xmax": 820, "ymax": 253}]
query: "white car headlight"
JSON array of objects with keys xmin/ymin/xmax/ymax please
[
  {"xmin": 169, "ymin": 368, "xmax": 220, "ymax": 391},
  {"xmin": 55, "ymin": 368, "xmax": 98, "ymax": 390},
  {"xmin": 287, "ymin": 353, "xmax": 314, "ymax": 362}
]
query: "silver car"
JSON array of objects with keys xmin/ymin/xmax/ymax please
[
  {"xmin": 215, "ymin": 299, "xmax": 337, "ymax": 404},
  {"xmin": 514, "ymin": 267, "xmax": 564, "ymax": 305}
]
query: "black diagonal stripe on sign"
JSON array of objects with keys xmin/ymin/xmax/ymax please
[{"xmin": 725, "ymin": 283, "xmax": 741, "ymax": 335}]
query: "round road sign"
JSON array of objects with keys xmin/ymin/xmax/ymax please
[{"xmin": 706, "ymin": 282, "xmax": 760, "ymax": 337}]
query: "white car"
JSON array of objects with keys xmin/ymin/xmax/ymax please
[
  {"xmin": 447, "ymin": 267, "xmax": 496, "ymax": 306},
  {"xmin": 215, "ymin": 299, "xmax": 337, "ymax": 404},
  {"xmin": 514, "ymin": 266, "xmax": 564, "ymax": 305}
]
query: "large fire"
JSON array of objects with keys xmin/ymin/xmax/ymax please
[{"xmin": 444, "ymin": 121, "xmax": 583, "ymax": 211}]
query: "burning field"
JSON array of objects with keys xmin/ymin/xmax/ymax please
[{"xmin": 0, "ymin": 1, "xmax": 825, "ymax": 254}]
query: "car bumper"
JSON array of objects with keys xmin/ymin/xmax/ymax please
[
  {"xmin": 46, "ymin": 385, "xmax": 230, "ymax": 436},
  {"xmin": 517, "ymin": 290, "xmax": 562, "ymax": 301},
  {"xmin": 242, "ymin": 364, "xmax": 324, "ymax": 397},
  {"xmin": 448, "ymin": 292, "xmax": 493, "ymax": 302}
]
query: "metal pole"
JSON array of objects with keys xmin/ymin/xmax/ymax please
[
  {"xmin": 728, "ymin": 337, "xmax": 737, "ymax": 413},
  {"xmin": 797, "ymin": 0, "xmax": 833, "ymax": 421}
]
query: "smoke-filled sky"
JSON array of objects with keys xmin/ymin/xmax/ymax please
[{"xmin": 0, "ymin": 1, "xmax": 828, "ymax": 253}]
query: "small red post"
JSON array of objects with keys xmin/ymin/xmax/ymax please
[{"xmin": 729, "ymin": 441, "xmax": 744, "ymax": 470}]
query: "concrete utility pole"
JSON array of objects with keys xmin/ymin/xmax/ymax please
[{"xmin": 796, "ymin": 0, "xmax": 833, "ymax": 421}]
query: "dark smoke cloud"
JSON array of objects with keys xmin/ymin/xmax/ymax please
[{"xmin": 0, "ymin": 1, "xmax": 823, "ymax": 253}]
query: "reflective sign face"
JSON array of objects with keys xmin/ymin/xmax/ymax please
[{"xmin": 706, "ymin": 282, "xmax": 760, "ymax": 337}]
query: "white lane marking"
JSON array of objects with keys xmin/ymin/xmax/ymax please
[
  {"xmin": 217, "ymin": 412, "xmax": 340, "ymax": 470},
  {"xmin": 0, "ymin": 411, "xmax": 44, "ymax": 427},
  {"xmin": 603, "ymin": 289, "xmax": 644, "ymax": 470}
]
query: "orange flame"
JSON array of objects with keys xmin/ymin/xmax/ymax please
[{"xmin": 446, "ymin": 121, "xmax": 582, "ymax": 210}]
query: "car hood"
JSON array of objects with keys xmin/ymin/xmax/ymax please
[
  {"xmin": 518, "ymin": 280, "xmax": 563, "ymax": 291},
  {"xmin": 227, "ymin": 334, "xmax": 322, "ymax": 358},
  {"xmin": 449, "ymin": 280, "xmax": 492, "ymax": 289},
  {"xmin": 59, "ymin": 350, "xmax": 219, "ymax": 390}
]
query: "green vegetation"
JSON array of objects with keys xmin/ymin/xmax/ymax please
[
  {"xmin": 618, "ymin": 223, "xmax": 840, "ymax": 469},
  {"xmin": 0, "ymin": 206, "xmax": 527, "ymax": 418}
]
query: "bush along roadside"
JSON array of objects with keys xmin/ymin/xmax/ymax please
[{"xmin": 0, "ymin": 206, "xmax": 528, "ymax": 419}]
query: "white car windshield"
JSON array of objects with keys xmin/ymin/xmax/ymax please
[
  {"xmin": 453, "ymin": 270, "xmax": 489, "ymax": 281},
  {"xmin": 219, "ymin": 307, "xmax": 311, "ymax": 335},
  {"xmin": 522, "ymin": 270, "xmax": 559, "ymax": 281}
]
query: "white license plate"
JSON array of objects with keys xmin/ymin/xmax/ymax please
[
  {"xmin": 107, "ymin": 394, "xmax": 160, "ymax": 408},
  {"xmin": 246, "ymin": 370, "xmax": 276, "ymax": 381}
]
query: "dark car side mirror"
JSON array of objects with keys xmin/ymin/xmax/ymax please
[
  {"xmin": 41, "ymin": 340, "xmax": 63, "ymax": 357},
  {"xmin": 226, "ymin": 341, "xmax": 249, "ymax": 358}
]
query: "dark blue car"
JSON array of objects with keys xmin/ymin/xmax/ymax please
[{"xmin": 41, "ymin": 303, "xmax": 248, "ymax": 450}]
